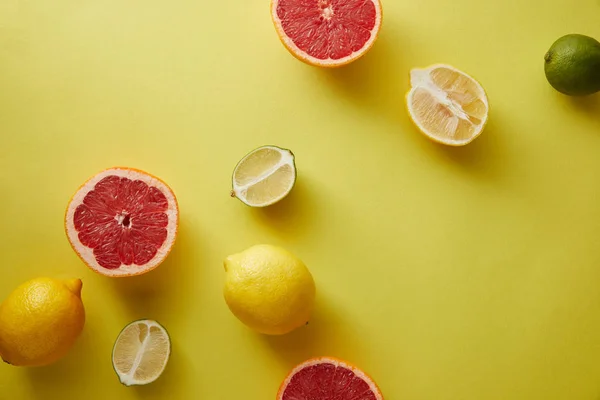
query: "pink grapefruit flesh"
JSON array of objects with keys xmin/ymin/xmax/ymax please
[
  {"xmin": 277, "ymin": 357, "xmax": 384, "ymax": 400},
  {"xmin": 271, "ymin": 0, "xmax": 382, "ymax": 67},
  {"xmin": 65, "ymin": 168, "xmax": 179, "ymax": 277}
]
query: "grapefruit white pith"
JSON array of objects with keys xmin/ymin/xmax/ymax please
[
  {"xmin": 277, "ymin": 357, "xmax": 384, "ymax": 400},
  {"xmin": 271, "ymin": 0, "xmax": 382, "ymax": 67},
  {"xmin": 65, "ymin": 168, "xmax": 179, "ymax": 277}
]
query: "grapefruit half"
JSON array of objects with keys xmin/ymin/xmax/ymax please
[
  {"xmin": 65, "ymin": 168, "xmax": 179, "ymax": 277},
  {"xmin": 271, "ymin": 0, "xmax": 382, "ymax": 67},
  {"xmin": 277, "ymin": 357, "xmax": 384, "ymax": 400}
]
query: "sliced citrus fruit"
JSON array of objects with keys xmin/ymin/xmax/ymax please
[
  {"xmin": 65, "ymin": 167, "xmax": 179, "ymax": 277},
  {"xmin": 112, "ymin": 319, "xmax": 171, "ymax": 386},
  {"xmin": 271, "ymin": 0, "xmax": 382, "ymax": 67},
  {"xmin": 231, "ymin": 146, "xmax": 296, "ymax": 207},
  {"xmin": 278, "ymin": 357, "xmax": 384, "ymax": 400},
  {"xmin": 406, "ymin": 64, "xmax": 489, "ymax": 146}
]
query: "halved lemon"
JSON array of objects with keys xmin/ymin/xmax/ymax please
[
  {"xmin": 231, "ymin": 145, "xmax": 296, "ymax": 207},
  {"xmin": 112, "ymin": 319, "xmax": 171, "ymax": 386},
  {"xmin": 406, "ymin": 64, "xmax": 489, "ymax": 146}
]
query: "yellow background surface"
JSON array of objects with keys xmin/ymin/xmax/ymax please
[{"xmin": 1, "ymin": 0, "xmax": 600, "ymax": 398}]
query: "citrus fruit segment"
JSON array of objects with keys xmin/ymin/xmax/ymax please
[
  {"xmin": 277, "ymin": 357, "xmax": 384, "ymax": 400},
  {"xmin": 271, "ymin": 0, "xmax": 382, "ymax": 67},
  {"xmin": 65, "ymin": 168, "xmax": 179, "ymax": 277},
  {"xmin": 406, "ymin": 64, "xmax": 489, "ymax": 146},
  {"xmin": 112, "ymin": 319, "xmax": 171, "ymax": 386},
  {"xmin": 231, "ymin": 146, "xmax": 296, "ymax": 207}
]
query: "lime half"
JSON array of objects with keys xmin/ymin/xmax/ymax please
[
  {"xmin": 231, "ymin": 146, "xmax": 296, "ymax": 207},
  {"xmin": 112, "ymin": 319, "xmax": 171, "ymax": 386}
]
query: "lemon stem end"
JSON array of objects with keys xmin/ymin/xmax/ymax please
[{"xmin": 64, "ymin": 279, "xmax": 83, "ymax": 297}]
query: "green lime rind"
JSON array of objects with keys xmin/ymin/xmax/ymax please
[
  {"xmin": 231, "ymin": 145, "xmax": 297, "ymax": 208},
  {"xmin": 544, "ymin": 34, "xmax": 600, "ymax": 96},
  {"xmin": 111, "ymin": 319, "xmax": 171, "ymax": 387}
]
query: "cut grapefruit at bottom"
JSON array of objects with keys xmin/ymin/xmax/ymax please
[
  {"xmin": 65, "ymin": 167, "xmax": 179, "ymax": 277},
  {"xmin": 271, "ymin": 0, "xmax": 382, "ymax": 67},
  {"xmin": 277, "ymin": 357, "xmax": 384, "ymax": 400}
]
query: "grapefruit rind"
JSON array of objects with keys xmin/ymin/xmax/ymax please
[
  {"xmin": 64, "ymin": 167, "xmax": 179, "ymax": 278},
  {"xmin": 270, "ymin": 0, "xmax": 383, "ymax": 68},
  {"xmin": 406, "ymin": 64, "xmax": 489, "ymax": 146},
  {"xmin": 277, "ymin": 357, "xmax": 384, "ymax": 400}
]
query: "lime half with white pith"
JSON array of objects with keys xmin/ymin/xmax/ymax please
[
  {"xmin": 112, "ymin": 319, "xmax": 171, "ymax": 386},
  {"xmin": 231, "ymin": 145, "xmax": 297, "ymax": 207}
]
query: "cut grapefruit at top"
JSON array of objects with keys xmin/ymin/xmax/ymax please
[
  {"xmin": 65, "ymin": 168, "xmax": 179, "ymax": 277},
  {"xmin": 271, "ymin": 0, "xmax": 382, "ymax": 67},
  {"xmin": 277, "ymin": 357, "xmax": 384, "ymax": 400}
]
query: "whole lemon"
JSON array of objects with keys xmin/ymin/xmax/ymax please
[
  {"xmin": 224, "ymin": 245, "xmax": 316, "ymax": 335},
  {"xmin": 0, "ymin": 277, "xmax": 85, "ymax": 367}
]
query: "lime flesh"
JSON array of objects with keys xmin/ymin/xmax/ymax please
[
  {"xmin": 231, "ymin": 146, "xmax": 296, "ymax": 207},
  {"xmin": 112, "ymin": 320, "xmax": 171, "ymax": 386}
]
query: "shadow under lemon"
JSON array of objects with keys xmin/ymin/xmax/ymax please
[
  {"xmin": 109, "ymin": 219, "xmax": 201, "ymax": 322},
  {"xmin": 258, "ymin": 292, "xmax": 366, "ymax": 370},
  {"xmin": 26, "ymin": 327, "xmax": 112, "ymax": 399},
  {"xmin": 27, "ymin": 327, "xmax": 193, "ymax": 400},
  {"xmin": 425, "ymin": 114, "xmax": 508, "ymax": 181}
]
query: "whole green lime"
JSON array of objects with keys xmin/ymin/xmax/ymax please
[{"xmin": 544, "ymin": 34, "xmax": 600, "ymax": 96}]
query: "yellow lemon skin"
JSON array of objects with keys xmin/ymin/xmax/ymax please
[
  {"xmin": 0, "ymin": 277, "xmax": 85, "ymax": 367},
  {"xmin": 224, "ymin": 245, "xmax": 316, "ymax": 335}
]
